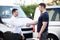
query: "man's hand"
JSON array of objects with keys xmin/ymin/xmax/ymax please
[
  {"xmin": 26, "ymin": 23, "xmax": 31, "ymax": 27},
  {"xmin": 37, "ymin": 33, "xmax": 41, "ymax": 39},
  {"xmin": 22, "ymin": 35, "xmax": 25, "ymax": 40}
]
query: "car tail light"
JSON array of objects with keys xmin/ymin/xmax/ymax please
[{"xmin": 31, "ymin": 25, "xmax": 35, "ymax": 32}]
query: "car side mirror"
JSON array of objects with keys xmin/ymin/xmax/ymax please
[
  {"xmin": 28, "ymin": 13, "xmax": 33, "ymax": 19},
  {"xmin": 28, "ymin": 16, "xmax": 32, "ymax": 19}
]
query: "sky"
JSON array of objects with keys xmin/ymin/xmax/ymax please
[
  {"xmin": 0, "ymin": 0, "xmax": 53, "ymax": 5},
  {"xmin": 20, "ymin": 0, "xmax": 45, "ymax": 5},
  {"xmin": 20, "ymin": 0, "xmax": 53, "ymax": 5}
]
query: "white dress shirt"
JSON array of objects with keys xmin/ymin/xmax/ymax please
[{"xmin": 8, "ymin": 16, "xmax": 23, "ymax": 36}]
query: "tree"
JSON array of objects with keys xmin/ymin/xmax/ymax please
[{"xmin": 21, "ymin": 4, "xmax": 38, "ymax": 19}]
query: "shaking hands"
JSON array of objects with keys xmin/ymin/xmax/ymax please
[{"xmin": 26, "ymin": 23, "xmax": 31, "ymax": 27}]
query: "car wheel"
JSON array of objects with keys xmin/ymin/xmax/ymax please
[
  {"xmin": 47, "ymin": 34, "xmax": 59, "ymax": 40},
  {"xmin": 0, "ymin": 31, "xmax": 3, "ymax": 40}
]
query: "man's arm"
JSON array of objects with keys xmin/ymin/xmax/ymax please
[
  {"xmin": 19, "ymin": 28, "xmax": 25, "ymax": 40},
  {"xmin": 39, "ymin": 22, "xmax": 47, "ymax": 35},
  {"xmin": 39, "ymin": 13, "xmax": 48, "ymax": 34},
  {"xmin": 30, "ymin": 21, "xmax": 38, "ymax": 25},
  {"xmin": 26, "ymin": 21, "xmax": 38, "ymax": 27},
  {"xmin": 20, "ymin": 29, "xmax": 23, "ymax": 36}
]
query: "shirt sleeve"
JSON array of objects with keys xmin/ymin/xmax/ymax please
[
  {"xmin": 42, "ymin": 14, "xmax": 48, "ymax": 22},
  {"xmin": 20, "ymin": 30, "xmax": 23, "ymax": 36}
]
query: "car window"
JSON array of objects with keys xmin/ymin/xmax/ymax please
[
  {"xmin": 47, "ymin": 8, "xmax": 60, "ymax": 21},
  {"xmin": 0, "ymin": 6, "xmax": 27, "ymax": 18}
]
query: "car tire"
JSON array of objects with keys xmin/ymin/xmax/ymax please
[
  {"xmin": 47, "ymin": 34, "xmax": 59, "ymax": 40},
  {"xmin": 0, "ymin": 31, "xmax": 4, "ymax": 40}
]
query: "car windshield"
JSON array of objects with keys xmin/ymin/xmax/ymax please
[
  {"xmin": 0, "ymin": 6, "xmax": 27, "ymax": 18},
  {"xmin": 47, "ymin": 8, "xmax": 60, "ymax": 21}
]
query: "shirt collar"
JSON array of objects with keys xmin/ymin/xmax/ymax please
[
  {"xmin": 11, "ymin": 15, "xmax": 15, "ymax": 18},
  {"xmin": 11, "ymin": 15, "xmax": 18, "ymax": 18}
]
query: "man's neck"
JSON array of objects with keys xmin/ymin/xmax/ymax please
[
  {"xmin": 42, "ymin": 9, "xmax": 46, "ymax": 13},
  {"xmin": 13, "ymin": 14, "xmax": 17, "ymax": 17},
  {"xmin": 12, "ymin": 15, "xmax": 16, "ymax": 17}
]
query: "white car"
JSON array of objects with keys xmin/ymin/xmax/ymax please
[
  {"xmin": 0, "ymin": 4, "xmax": 33, "ymax": 40},
  {"xmin": 34, "ymin": 6, "xmax": 60, "ymax": 40}
]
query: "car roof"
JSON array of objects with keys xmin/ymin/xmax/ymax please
[
  {"xmin": 0, "ymin": 4, "xmax": 19, "ymax": 6},
  {"xmin": 46, "ymin": 6, "xmax": 60, "ymax": 9},
  {"xmin": 0, "ymin": 2, "xmax": 19, "ymax": 6}
]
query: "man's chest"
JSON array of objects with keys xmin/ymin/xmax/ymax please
[{"xmin": 38, "ymin": 15, "xmax": 43, "ymax": 22}]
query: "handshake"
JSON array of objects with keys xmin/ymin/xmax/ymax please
[{"xmin": 26, "ymin": 23, "xmax": 31, "ymax": 27}]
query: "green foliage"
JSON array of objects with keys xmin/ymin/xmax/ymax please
[
  {"xmin": 20, "ymin": 4, "xmax": 38, "ymax": 19},
  {"xmin": 20, "ymin": 1, "xmax": 60, "ymax": 19},
  {"xmin": 47, "ymin": 0, "xmax": 60, "ymax": 6}
]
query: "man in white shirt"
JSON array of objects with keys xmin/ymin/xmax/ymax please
[{"xmin": 5, "ymin": 9, "xmax": 24, "ymax": 40}]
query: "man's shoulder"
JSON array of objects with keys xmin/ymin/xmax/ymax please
[
  {"xmin": 41, "ymin": 12, "xmax": 49, "ymax": 18},
  {"xmin": 44, "ymin": 12, "xmax": 48, "ymax": 14},
  {"xmin": 43, "ymin": 12, "xmax": 48, "ymax": 16}
]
